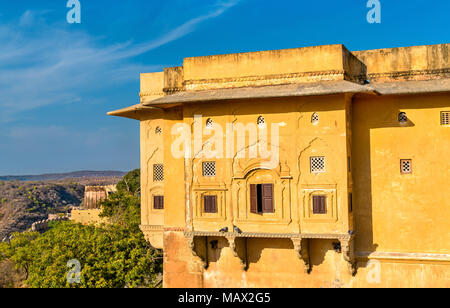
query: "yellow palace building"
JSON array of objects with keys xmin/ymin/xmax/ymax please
[{"xmin": 109, "ymin": 43, "xmax": 450, "ymax": 288}]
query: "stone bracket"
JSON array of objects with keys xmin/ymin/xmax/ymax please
[
  {"xmin": 225, "ymin": 235, "xmax": 248, "ymax": 271},
  {"xmin": 340, "ymin": 235, "xmax": 356, "ymax": 276},
  {"xmin": 184, "ymin": 231, "xmax": 356, "ymax": 274},
  {"xmin": 186, "ymin": 234, "xmax": 208, "ymax": 269},
  {"xmin": 291, "ymin": 237, "xmax": 311, "ymax": 274}
]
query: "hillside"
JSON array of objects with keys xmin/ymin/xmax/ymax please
[
  {"xmin": 0, "ymin": 181, "xmax": 84, "ymax": 239},
  {"xmin": 0, "ymin": 170, "xmax": 126, "ymax": 182}
]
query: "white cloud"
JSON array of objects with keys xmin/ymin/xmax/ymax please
[{"xmin": 0, "ymin": 1, "xmax": 241, "ymax": 123}]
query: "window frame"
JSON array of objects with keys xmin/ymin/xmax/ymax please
[
  {"xmin": 153, "ymin": 195, "xmax": 164, "ymax": 210},
  {"xmin": 400, "ymin": 159, "xmax": 412, "ymax": 175},
  {"xmin": 203, "ymin": 195, "xmax": 218, "ymax": 214},
  {"xmin": 202, "ymin": 161, "xmax": 216, "ymax": 177},
  {"xmin": 250, "ymin": 183, "xmax": 274, "ymax": 214},
  {"xmin": 153, "ymin": 164, "xmax": 164, "ymax": 182},
  {"xmin": 310, "ymin": 156, "xmax": 326, "ymax": 174},
  {"xmin": 441, "ymin": 111, "xmax": 450, "ymax": 126},
  {"xmin": 312, "ymin": 195, "xmax": 327, "ymax": 214}
]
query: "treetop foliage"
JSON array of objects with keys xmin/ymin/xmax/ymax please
[
  {"xmin": 116, "ymin": 169, "xmax": 140, "ymax": 195},
  {"xmin": 0, "ymin": 222, "xmax": 162, "ymax": 288}
]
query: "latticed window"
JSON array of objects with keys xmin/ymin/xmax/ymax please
[
  {"xmin": 155, "ymin": 126, "xmax": 162, "ymax": 135},
  {"xmin": 441, "ymin": 111, "xmax": 450, "ymax": 125},
  {"xmin": 398, "ymin": 112, "xmax": 408, "ymax": 124},
  {"xmin": 202, "ymin": 162, "xmax": 216, "ymax": 177},
  {"xmin": 310, "ymin": 157, "xmax": 326, "ymax": 173},
  {"xmin": 153, "ymin": 164, "xmax": 164, "ymax": 181},
  {"xmin": 311, "ymin": 113, "xmax": 319, "ymax": 124},
  {"xmin": 206, "ymin": 118, "xmax": 213, "ymax": 129},
  {"xmin": 400, "ymin": 159, "xmax": 412, "ymax": 174},
  {"xmin": 257, "ymin": 116, "xmax": 266, "ymax": 128}
]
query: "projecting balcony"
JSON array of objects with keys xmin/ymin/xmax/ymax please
[{"xmin": 184, "ymin": 230, "xmax": 356, "ymax": 275}]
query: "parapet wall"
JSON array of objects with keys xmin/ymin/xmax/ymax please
[
  {"xmin": 71, "ymin": 209, "xmax": 106, "ymax": 225},
  {"xmin": 183, "ymin": 44, "xmax": 366, "ymax": 90},
  {"xmin": 353, "ymin": 44, "xmax": 450, "ymax": 82},
  {"xmin": 139, "ymin": 43, "xmax": 450, "ymax": 103}
]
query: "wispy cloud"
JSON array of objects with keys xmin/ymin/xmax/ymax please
[{"xmin": 0, "ymin": 0, "xmax": 240, "ymax": 123}]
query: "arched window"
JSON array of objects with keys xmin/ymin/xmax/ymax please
[
  {"xmin": 257, "ymin": 116, "xmax": 266, "ymax": 128},
  {"xmin": 155, "ymin": 126, "xmax": 162, "ymax": 135},
  {"xmin": 206, "ymin": 118, "xmax": 213, "ymax": 129},
  {"xmin": 398, "ymin": 112, "xmax": 408, "ymax": 124},
  {"xmin": 311, "ymin": 113, "xmax": 319, "ymax": 125}
]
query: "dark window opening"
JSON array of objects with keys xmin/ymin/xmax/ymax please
[
  {"xmin": 250, "ymin": 184, "xmax": 274, "ymax": 214},
  {"xmin": 204, "ymin": 195, "xmax": 217, "ymax": 213},
  {"xmin": 153, "ymin": 195, "xmax": 164, "ymax": 210},
  {"xmin": 349, "ymin": 193, "xmax": 353, "ymax": 213},
  {"xmin": 312, "ymin": 195, "xmax": 327, "ymax": 214}
]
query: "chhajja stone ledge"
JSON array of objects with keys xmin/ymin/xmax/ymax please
[{"xmin": 140, "ymin": 79, "xmax": 450, "ymax": 108}]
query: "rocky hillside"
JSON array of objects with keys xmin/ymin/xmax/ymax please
[{"xmin": 0, "ymin": 181, "xmax": 84, "ymax": 239}]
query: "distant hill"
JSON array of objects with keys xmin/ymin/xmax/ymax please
[
  {"xmin": 0, "ymin": 181, "xmax": 85, "ymax": 238},
  {"xmin": 0, "ymin": 171, "xmax": 126, "ymax": 182},
  {"xmin": 0, "ymin": 171, "xmax": 126, "ymax": 238}
]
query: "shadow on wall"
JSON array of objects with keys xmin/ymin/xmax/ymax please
[
  {"xmin": 352, "ymin": 93, "xmax": 450, "ymax": 254},
  {"xmin": 353, "ymin": 95, "xmax": 415, "ymax": 254}
]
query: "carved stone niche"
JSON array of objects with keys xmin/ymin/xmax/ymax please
[{"xmin": 290, "ymin": 237, "xmax": 311, "ymax": 274}]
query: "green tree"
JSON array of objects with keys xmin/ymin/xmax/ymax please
[
  {"xmin": 99, "ymin": 191, "xmax": 141, "ymax": 230},
  {"xmin": 0, "ymin": 169, "xmax": 162, "ymax": 288},
  {"xmin": 0, "ymin": 232, "xmax": 39, "ymax": 279},
  {"xmin": 116, "ymin": 169, "xmax": 140, "ymax": 195},
  {"xmin": 0, "ymin": 222, "xmax": 162, "ymax": 288},
  {"xmin": 100, "ymin": 169, "xmax": 142, "ymax": 230}
]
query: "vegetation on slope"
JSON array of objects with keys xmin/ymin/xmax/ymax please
[
  {"xmin": 0, "ymin": 169, "xmax": 162, "ymax": 288},
  {"xmin": 0, "ymin": 181, "xmax": 84, "ymax": 239}
]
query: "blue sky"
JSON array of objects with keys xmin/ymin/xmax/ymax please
[{"xmin": 0, "ymin": 0, "xmax": 448, "ymax": 175}]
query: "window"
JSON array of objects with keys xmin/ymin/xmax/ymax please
[
  {"xmin": 203, "ymin": 195, "xmax": 217, "ymax": 213},
  {"xmin": 310, "ymin": 157, "xmax": 326, "ymax": 173},
  {"xmin": 311, "ymin": 113, "xmax": 319, "ymax": 125},
  {"xmin": 153, "ymin": 196, "xmax": 164, "ymax": 210},
  {"xmin": 206, "ymin": 118, "xmax": 213, "ymax": 129},
  {"xmin": 398, "ymin": 112, "xmax": 408, "ymax": 124},
  {"xmin": 257, "ymin": 116, "xmax": 266, "ymax": 128},
  {"xmin": 153, "ymin": 164, "xmax": 164, "ymax": 181},
  {"xmin": 348, "ymin": 156, "xmax": 351, "ymax": 172},
  {"xmin": 441, "ymin": 111, "xmax": 450, "ymax": 125},
  {"xmin": 312, "ymin": 195, "xmax": 327, "ymax": 214},
  {"xmin": 155, "ymin": 126, "xmax": 162, "ymax": 135},
  {"xmin": 349, "ymin": 193, "xmax": 353, "ymax": 213},
  {"xmin": 202, "ymin": 162, "xmax": 216, "ymax": 177},
  {"xmin": 401, "ymin": 159, "xmax": 412, "ymax": 174},
  {"xmin": 250, "ymin": 184, "xmax": 274, "ymax": 214}
]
